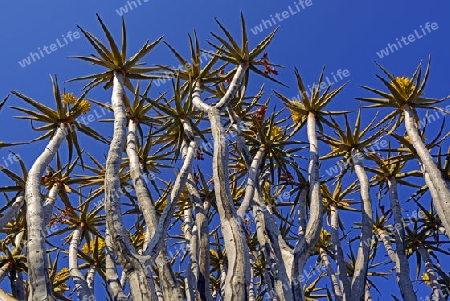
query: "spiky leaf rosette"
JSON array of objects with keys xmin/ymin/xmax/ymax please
[
  {"xmin": 69, "ymin": 14, "xmax": 162, "ymax": 92},
  {"xmin": 357, "ymin": 56, "xmax": 449, "ymax": 132},
  {"xmin": 11, "ymin": 75, "xmax": 107, "ymax": 166},
  {"xmin": 208, "ymin": 12, "xmax": 284, "ymax": 88}
]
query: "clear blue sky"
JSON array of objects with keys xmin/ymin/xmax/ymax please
[{"xmin": 1, "ymin": 1, "xmax": 450, "ymax": 299}]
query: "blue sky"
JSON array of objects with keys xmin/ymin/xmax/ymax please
[{"xmin": 1, "ymin": 1, "xmax": 450, "ymax": 299}]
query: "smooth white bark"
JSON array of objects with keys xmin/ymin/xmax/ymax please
[
  {"xmin": 127, "ymin": 118, "xmax": 183, "ymax": 300},
  {"xmin": 105, "ymin": 229, "xmax": 128, "ymax": 301},
  {"xmin": 330, "ymin": 204, "xmax": 351, "ymax": 299},
  {"xmin": 26, "ymin": 124, "xmax": 67, "ymax": 301},
  {"xmin": 105, "ymin": 71, "xmax": 155, "ymax": 301},
  {"xmin": 350, "ymin": 149, "xmax": 373, "ymax": 301},
  {"xmin": 387, "ymin": 178, "xmax": 417, "ymax": 301},
  {"xmin": 404, "ymin": 106, "xmax": 450, "ymax": 237},
  {"xmin": 69, "ymin": 227, "xmax": 94, "ymax": 300},
  {"xmin": 0, "ymin": 193, "xmax": 24, "ymax": 230},
  {"xmin": 417, "ymin": 246, "xmax": 444, "ymax": 301},
  {"xmin": 293, "ymin": 113, "xmax": 323, "ymax": 301}
]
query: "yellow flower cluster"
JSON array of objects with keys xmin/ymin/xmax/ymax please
[
  {"xmin": 393, "ymin": 76, "xmax": 416, "ymax": 98},
  {"xmin": 289, "ymin": 101, "xmax": 302, "ymax": 124},
  {"xmin": 421, "ymin": 272, "xmax": 430, "ymax": 286},
  {"xmin": 81, "ymin": 236, "xmax": 105, "ymax": 255},
  {"xmin": 321, "ymin": 229, "xmax": 332, "ymax": 244},
  {"xmin": 79, "ymin": 99, "xmax": 91, "ymax": 114},
  {"xmin": 54, "ymin": 268, "xmax": 70, "ymax": 289},
  {"xmin": 62, "ymin": 93, "xmax": 77, "ymax": 104},
  {"xmin": 62, "ymin": 93, "xmax": 91, "ymax": 114},
  {"xmin": 269, "ymin": 126, "xmax": 283, "ymax": 140}
]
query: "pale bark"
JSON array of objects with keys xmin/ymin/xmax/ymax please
[
  {"xmin": 252, "ymin": 200, "xmax": 293, "ymax": 301},
  {"xmin": 183, "ymin": 148, "xmax": 212, "ymax": 301},
  {"xmin": 330, "ymin": 204, "xmax": 351, "ymax": 299},
  {"xmin": 86, "ymin": 266, "xmax": 95, "ymax": 293},
  {"xmin": 320, "ymin": 248, "xmax": 342, "ymax": 300},
  {"xmin": 404, "ymin": 106, "xmax": 450, "ymax": 237},
  {"xmin": 417, "ymin": 245, "xmax": 444, "ymax": 301},
  {"xmin": 0, "ymin": 289, "xmax": 18, "ymax": 301},
  {"xmin": 69, "ymin": 227, "xmax": 94, "ymax": 300},
  {"xmin": 228, "ymin": 105, "xmax": 294, "ymax": 299},
  {"xmin": 364, "ymin": 281, "xmax": 372, "ymax": 301},
  {"xmin": 143, "ymin": 137, "xmax": 197, "ymax": 259},
  {"xmin": 237, "ymin": 146, "xmax": 265, "ymax": 220},
  {"xmin": 105, "ymin": 229, "xmax": 128, "ymax": 301},
  {"xmin": 127, "ymin": 118, "xmax": 183, "ymax": 300},
  {"xmin": 419, "ymin": 161, "xmax": 450, "ymax": 238},
  {"xmin": 293, "ymin": 113, "xmax": 323, "ymax": 301},
  {"xmin": 105, "ymin": 71, "xmax": 155, "ymax": 301},
  {"xmin": 26, "ymin": 124, "xmax": 67, "ymax": 301},
  {"xmin": 208, "ymin": 106, "xmax": 251, "ymax": 301},
  {"xmin": 193, "ymin": 68, "xmax": 252, "ymax": 300},
  {"xmin": 219, "ymin": 260, "xmax": 227, "ymax": 300},
  {"xmin": 43, "ymin": 184, "xmax": 60, "ymax": 231},
  {"xmin": 297, "ymin": 189, "xmax": 307, "ymax": 238},
  {"xmin": 11, "ymin": 231, "xmax": 25, "ymax": 300},
  {"xmin": 387, "ymin": 178, "xmax": 417, "ymax": 301},
  {"xmin": 249, "ymin": 257, "xmax": 256, "ymax": 301},
  {"xmin": 183, "ymin": 208, "xmax": 196, "ymax": 301},
  {"xmin": 377, "ymin": 229, "xmax": 396, "ymax": 263},
  {"xmin": 0, "ymin": 193, "xmax": 24, "ymax": 230},
  {"xmin": 215, "ymin": 64, "xmax": 246, "ymax": 110},
  {"xmin": 350, "ymin": 149, "xmax": 373, "ymax": 301}
]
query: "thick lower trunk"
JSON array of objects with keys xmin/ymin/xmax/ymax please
[
  {"xmin": 105, "ymin": 71, "xmax": 154, "ymax": 301},
  {"xmin": 209, "ymin": 106, "xmax": 250, "ymax": 301},
  {"xmin": 293, "ymin": 113, "xmax": 323, "ymax": 301},
  {"xmin": 127, "ymin": 119, "xmax": 183, "ymax": 300},
  {"xmin": 350, "ymin": 149, "xmax": 373, "ymax": 301},
  {"xmin": 26, "ymin": 124, "xmax": 67, "ymax": 301}
]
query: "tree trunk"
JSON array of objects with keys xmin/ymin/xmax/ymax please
[
  {"xmin": 350, "ymin": 149, "xmax": 373, "ymax": 301},
  {"xmin": 105, "ymin": 71, "xmax": 155, "ymax": 301},
  {"xmin": 0, "ymin": 193, "xmax": 24, "ymax": 230},
  {"xmin": 387, "ymin": 178, "xmax": 417, "ymax": 301},
  {"xmin": 127, "ymin": 118, "xmax": 183, "ymax": 301},
  {"xmin": 69, "ymin": 227, "xmax": 94, "ymax": 300},
  {"xmin": 417, "ymin": 245, "xmax": 444, "ymax": 301},
  {"xmin": 209, "ymin": 106, "xmax": 251, "ymax": 301},
  {"xmin": 330, "ymin": 204, "xmax": 351, "ymax": 299},
  {"xmin": 404, "ymin": 106, "xmax": 450, "ymax": 237},
  {"xmin": 293, "ymin": 112, "xmax": 323, "ymax": 301},
  {"xmin": 26, "ymin": 124, "xmax": 67, "ymax": 301},
  {"xmin": 105, "ymin": 229, "xmax": 128, "ymax": 301},
  {"xmin": 377, "ymin": 228, "xmax": 396, "ymax": 262},
  {"xmin": 320, "ymin": 248, "xmax": 343, "ymax": 300},
  {"xmin": 43, "ymin": 184, "xmax": 60, "ymax": 231}
]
